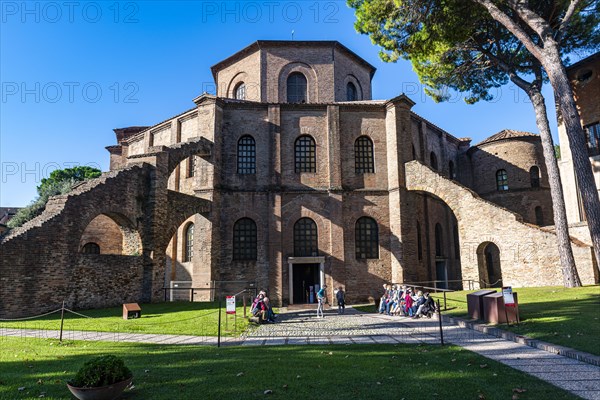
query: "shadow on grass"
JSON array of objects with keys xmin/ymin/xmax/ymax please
[
  {"xmin": 0, "ymin": 338, "xmax": 580, "ymax": 400},
  {"xmin": 434, "ymin": 287, "xmax": 600, "ymax": 355}
]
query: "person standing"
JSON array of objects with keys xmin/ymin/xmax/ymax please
[
  {"xmin": 336, "ymin": 286, "xmax": 345, "ymax": 314},
  {"xmin": 316, "ymin": 285, "xmax": 327, "ymax": 318}
]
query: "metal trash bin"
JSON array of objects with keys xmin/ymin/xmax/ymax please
[
  {"xmin": 466, "ymin": 290, "xmax": 496, "ymax": 320},
  {"xmin": 483, "ymin": 292, "xmax": 519, "ymax": 324}
]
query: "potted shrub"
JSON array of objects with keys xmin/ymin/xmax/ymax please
[{"xmin": 67, "ymin": 355, "xmax": 133, "ymax": 400}]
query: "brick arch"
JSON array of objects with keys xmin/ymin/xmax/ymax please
[
  {"xmin": 226, "ymin": 71, "xmax": 259, "ymax": 101},
  {"xmin": 476, "ymin": 241, "xmax": 502, "ymax": 288},
  {"xmin": 162, "ymin": 192, "xmax": 211, "ymax": 250},
  {"xmin": 344, "ymin": 74, "xmax": 363, "ymax": 101},
  {"xmin": 278, "ymin": 62, "xmax": 318, "ymax": 103},
  {"xmin": 79, "ymin": 212, "xmax": 142, "ymax": 256},
  {"xmin": 165, "ymin": 138, "xmax": 213, "ymax": 179}
]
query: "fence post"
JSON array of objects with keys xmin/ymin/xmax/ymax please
[
  {"xmin": 217, "ymin": 296, "xmax": 222, "ymax": 348},
  {"xmin": 437, "ymin": 299, "xmax": 444, "ymax": 346},
  {"xmin": 443, "ymin": 292, "xmax": 447, "ymax": 311},
  {"xmin": 243, "ymin": 293, "xmax": 247, "ymax": 318},
  {"xmin": 59, "ymin": 301, "xmax": 65, "ymax": 343}
]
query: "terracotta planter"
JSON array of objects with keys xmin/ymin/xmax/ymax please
[{"xmin": 67, "ymin": 377, "xmax": 132, "ymax": 400}]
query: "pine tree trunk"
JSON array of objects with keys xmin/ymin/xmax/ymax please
[
  {"xmin": 529, "ymin": 89, "xmax": 582, "ymax": 287},
  {"xmin": 542, "ymin": 46, "xmax": 600, "ymax": 273}
]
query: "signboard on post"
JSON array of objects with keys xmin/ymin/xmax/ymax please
[
  {"xmin": 502, "ymin": 286, "xmax": 515, "ymax": 307},
  {"xmin": 226, "ymin": 296, "xmax": 236, "ymax": 314}
]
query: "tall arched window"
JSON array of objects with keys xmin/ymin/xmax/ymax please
[
  {"xmin": 453, "ymin": 224, "xmax": 460, "ymax": 260},
  {"xmin": 417, "ymin": 221, "xmax": 423, "ymax": 261},
  {"xmin": 496, "ymin": 169, "xmax": 508, "ymax": 191},
  {"xmin": 237, "ymin": 135, "xmax": 256, "ymax": 174},
  {"xmin": 356, "ymin": 217, "xmax": 379, "ymax": 259},
  {"xmin": 346, "ymin": 82, "xmax": 357, "ymax": 101},
  {"xmin": 233, "ymin": 218, "xmax": 257, "ymax": 260},
  {"xmin": 184, "ymin": 223, "xmax": 194, "ymax": 262},
  {"xmin": 449, "ymin": 161, "xmax": 456, "ymax": 179},
  {"xmin": 188, "ymin": 156, "xmax": 196, "ymax": 178},
  {"xmin": 295, "ymin": 135, "xmax": 316, "ymax": 173},
  {"xmin": 287, "ymin": 72, "xmax": 307, "ymax": 103},
  {"xmin": 234, "ymin": 82, "xmax": 246, "ymax": 100},
  {"xmin": 294, "ymin": 218, "xmax": 318, "ymax": 257},
  {"xmin": 535, "ymin": 206, "xmax": 544, "ymax": 226},
  {"xmin": 530, "ymin": 166, "xmax": 540, "ymax": 188},
  {"xmin": 435, "ymin": 223, "xmax": 444, "ymax": 257},
  {"xmin": 430, "ymin": 152, "xmax": 438, "ymax": 171},
  {"xmin": 354, "ymin": 136, "xmax": 374, "ymax": 173},
  {"xmin": 82, "ymin": 242, "xmax": 100, "ymax": 254}
]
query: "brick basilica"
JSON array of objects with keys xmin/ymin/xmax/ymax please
[{"xmin": 1, "ymin": 41, "xmax": 596, "ymax": 317}]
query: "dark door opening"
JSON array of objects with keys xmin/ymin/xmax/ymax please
[
  {"xmin": 292, "ymin": 263, "xmax": 320, "ymax": 304},
  {"xmin": 435, "ymin": 260, "xmax": 447, "ymax": 289}
]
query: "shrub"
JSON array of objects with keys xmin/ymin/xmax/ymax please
[
  {"xmin": 7, "ymin": 179, "xmax": 77, "ymax": 229},
  {"xmin": 70, "ymin": 355, "xmax": 132, "ymax": 388}
]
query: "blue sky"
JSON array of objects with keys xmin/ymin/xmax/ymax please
[{"xmin": 0, "ymin": 0, "xmax": 568, "ymax": 207}]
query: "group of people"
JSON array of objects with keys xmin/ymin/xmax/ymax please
[
  {"xmin": 250, "ymin": 290, "xmax": 277, "ymax": 323},
  {"xmin": 378, "ymin": 284, "xmax": 437, "ymax": 318},
  {"xmin": 250, "ymin": 284, "xmax": 436, "ymax": 323},
  {"xmin": 317, "ymin": 285, "xmax": 347, "ymax": 318}
]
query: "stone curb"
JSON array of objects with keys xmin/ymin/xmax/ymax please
[{"xmin": 441, "ymin": 314, "xmax": 600, "ymax": 367}]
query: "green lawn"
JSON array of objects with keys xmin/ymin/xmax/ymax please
[
  {"xmin": 0, "ymin": 302, "xmax": 251, "ymax": 337},
  {"xmin": 432, "ymin": 285, "xmax": 600, "ymax": 355},
  {"xmin": 0, "ymin": 337, "xmax": 579, "ymax": 400}
]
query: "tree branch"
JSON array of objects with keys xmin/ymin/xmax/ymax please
[
  {"xmin": 505, "ymin": 0, "xmax": 555, "ymax": 41},
  {"xmin": 558, "ymin": 0, "xmax": 582, "ymax": 35},
  {"xmin": 472, "ymin": 0, "xmax": 544, "ymax": 59},
  {"xmin": 477, "ymin": 44, "xmax": 533, "ymax": 92}
]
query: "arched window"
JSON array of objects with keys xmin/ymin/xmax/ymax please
[
  {"xmin": 184, "ymin": 223, "xmax": 194, "ymax": 262},
  {"xmin": 233, "ymin": 218, "xmax": 257, "ymax": 260},
  {"xmin": 356, "ymin": 217, "xmax": 379, "ymax": 259},
  {"xmin": 530, "ymin": 166, "xmax": 540, "ymax": 188},
  {"xmin": 430, "ymin": 152, "xmax": 438, "ymax": 171},
  {"xmin": 416, "ymin": 221, "xmax": 423, "ymax": 261},
  {"xmin": 535, "ymin": 206, "xmax": 544, "ymax": 226},
  {"xmin": 496, "ymin": 169, "xmax": 508, "ymax": 191},
  {"xmin": 294, "ymin": 218, "xmax": 318, "ymax": 257},
  {"xmin": 237, "ymin": 135, "xmax": 256, "ymax": 174},
  {"xmin": 188, "ymin": 156, "xmax": 196, "ymax": 178},
  {"xmin": 347, "ymin": 82, "xmax": 357, "ymax": 101},
  {"xmin": 82, "ymin": 242, "xmax": 100, "ymax": 254},
  {"xmin": 234, "ymin": 82, "xmax": 246, "ymax": 100},
  {"xmin": 295, "ymin": 135, "xmax": 316, "ymax": 173},
  {"xmin": 449, "ymin": 161, "xmax": 456, "ymax": 179},
  {"xmin": 453, "ymin": 224, "xmax": 460, "ymax": 260},
  {"xmin": 354, "ymin": 136, "xmax": 374, "ymax": 173},
  {"xmin": 435, "ymin": 223, "xmax": 443, "ymax": 257},
  {"xmin": 287, "ymin": 72, "xmax": 307, "ymax": 103}
]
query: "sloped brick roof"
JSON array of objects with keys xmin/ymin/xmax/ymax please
[{"xmin": 476, "ymin": 129, "xmax": 538, "ymax": 146}]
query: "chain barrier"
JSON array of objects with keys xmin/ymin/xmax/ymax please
[
  {"xmin": 63, "ymin": 308, "xmax": 94, "ymax": 319},
  {"xmin": 0, "ymin": 308, "xmax": 62, "ymax": 321}
]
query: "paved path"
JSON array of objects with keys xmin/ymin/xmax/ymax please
[{"xmin": 2, "ymin": 306, "xmax": 599, "ymax": 399}]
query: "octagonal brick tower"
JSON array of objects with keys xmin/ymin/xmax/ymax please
[{"xmin": 210, "ymin": 40, "xmax": 376, "ymax": 103}]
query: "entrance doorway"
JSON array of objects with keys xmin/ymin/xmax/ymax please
[
  {"xmin": 435, "ymin": 260, "xmax": 448, "ymax": 289},
  {"xmin": 292, "ymin": 263, "xmax": 320, "ymax": 304}
]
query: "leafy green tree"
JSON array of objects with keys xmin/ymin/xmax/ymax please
[
  {"xmin": 38, "ymin": 166, "xmax": 101, "ymax": 193},
  {"xmin": 349, "ymin": 0, "xmax": 598, "ymax": 285},
  {"xmin": 462, "ymin": 0, "xmax": 600, "ymax": 277},
  {"xmin": 7, "ymin": 166, "xmax": 101, "ymax": 230}
]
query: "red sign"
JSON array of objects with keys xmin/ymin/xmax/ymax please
[
  {"xmin": 226, "ymin": 296, "xmax": 236, "ymax": 314},
  {"xmin": 502, "ymin": 287, "xmax": 516, "ymax": 307}
]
